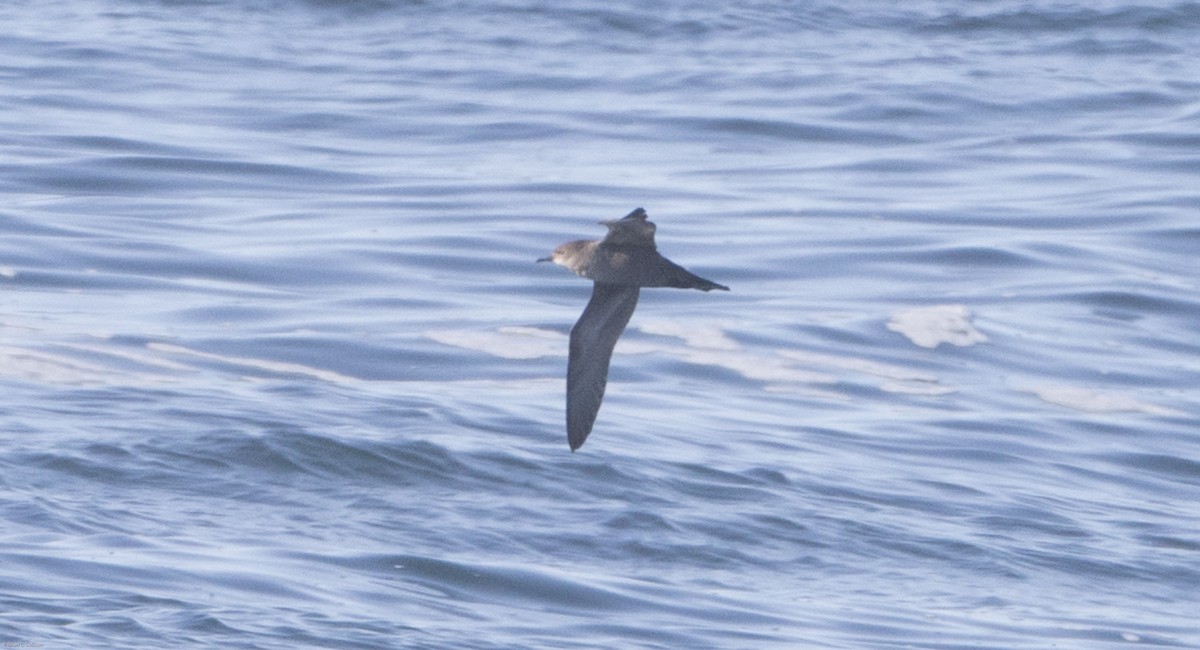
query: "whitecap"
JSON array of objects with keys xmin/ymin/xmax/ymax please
[
  {"xmin": 1022, "ymin": 384, "xmax": 1185, "ymax": 417},
  {"xmin": 887, "ymin": 304, "xmax": 988, "ymax": 349}
]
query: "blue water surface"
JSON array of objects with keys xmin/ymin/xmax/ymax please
[{"xmin": 2, "ymin": 1, "xmax": 1199, "ymax": 648}]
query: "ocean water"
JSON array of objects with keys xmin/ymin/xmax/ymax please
[{"xmin": 2, "ymin": 0, "xmax": 1199, "ymax": 647}]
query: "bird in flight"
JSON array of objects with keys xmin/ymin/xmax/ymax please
[{"xmin": 539, "ymin": 208, "xmax": 729, "ymax": 451}]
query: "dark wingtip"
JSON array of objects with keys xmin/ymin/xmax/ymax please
[
  {"xmin": 623, "ymin": 207, "xmax": 647, "ymax": 221},
  {"xmin": 696, "ymin": 279, "xmax": 730, "ymax": 292},
  {"xmin": 568, "ymin": 424, "xmax": 590, "ymax": 451}
]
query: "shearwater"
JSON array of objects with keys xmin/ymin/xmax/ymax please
[{"xmin": 539, "ymin": 208, "xmax": 730, "ymax": 451}]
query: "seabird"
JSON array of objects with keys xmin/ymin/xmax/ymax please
[{"xmin": 539, "ymin": 207, "xmax": 729, "ymax": 451}]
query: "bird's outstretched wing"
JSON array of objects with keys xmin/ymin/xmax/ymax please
[
  {"xmin": 641, "ymin": 252, "xmax": 730, "ymax": 291},
  {"xmin": 566, "ymin": 283, "xmax": 640, "ymax": 451}
]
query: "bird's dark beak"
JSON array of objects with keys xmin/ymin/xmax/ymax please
[{"xmin": 536, "ymin": 256, "xmax": 552, "ymax": 263}]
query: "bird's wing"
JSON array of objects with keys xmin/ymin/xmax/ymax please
[
  {"xmin": 642, "ymin": 252, "xmax": 730, "ymax": 291},
  {"xmin": 566, "ymin": 283, "xmax": 640, "ymax": 451}
]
